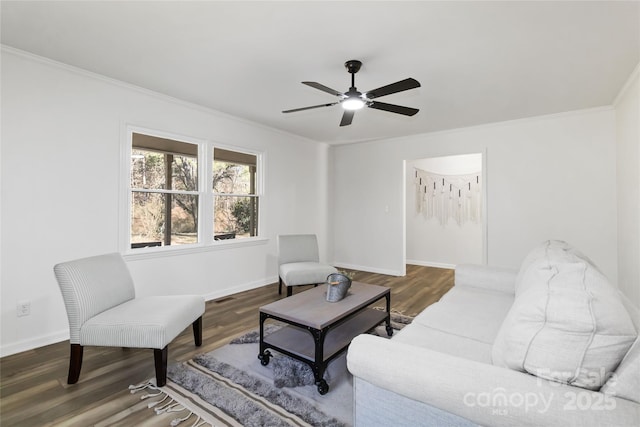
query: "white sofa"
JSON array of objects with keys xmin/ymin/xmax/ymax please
[{"xmin": 347, "ymin": 241, "xmax": 639, "ymax": 426}]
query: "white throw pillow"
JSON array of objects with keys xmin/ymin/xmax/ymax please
[
  {"xmin": 514, "ymin": 240, "xmax": 597, "ymax": 295},
  {"xmin": 493, "ymin": 241, "xmax": 637, "ymax": 390}
]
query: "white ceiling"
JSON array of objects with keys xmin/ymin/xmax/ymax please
[{"xmin": 2, "ymin": 1, "xmax": 638, "ymax": 144}]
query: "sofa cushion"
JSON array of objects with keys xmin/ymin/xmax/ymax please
[
  {"xmin": 413, "ymin": 286, "xmax": 514, "ymax": 345},
  {"xmin": 493, "ymin": 241, "xmax": 637, "ymax": 390},
  {"xmin": 455, "ymin": 264, "xmax": 517, "ymax": 295},
  {"xmin": 393, "ymin": 323, "xmax": 493, "ymax": 363}
]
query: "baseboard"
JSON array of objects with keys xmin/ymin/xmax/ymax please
[
  {"xmin": 1, "ymin": 330, "xmax": 70, "ymax": 358},
  {"xmin": 332, "ymin": 262, "xmax": 404, "ymax": 277},
  {"xmin": 1, "ymin": 276, "xmax": 279, "ymax": 358},
  {"xmin": 406, "ymin": 260, "xmax": 456, "ymax": 270},
  {"xmin": 203, "ymin": 275, "xmax": 278, "ymax": 301}
]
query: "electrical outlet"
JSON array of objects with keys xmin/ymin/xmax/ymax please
[{"xmin": 17, "ymin": 300, "xmax": 31, "ymax": 317}]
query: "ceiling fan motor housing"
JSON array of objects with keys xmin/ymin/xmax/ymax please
[{"xmin": 344, "ymin": 60, "xmax": 362, "ymax": 74}]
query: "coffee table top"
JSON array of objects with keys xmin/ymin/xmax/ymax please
[{"xmin": 260, "ymin": 281, "xmax": 390, "ymax": 330}]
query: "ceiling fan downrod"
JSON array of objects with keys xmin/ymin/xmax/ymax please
[{"xmin": 345, "ymin": 59, "xmax": 362, "ymax": 89}]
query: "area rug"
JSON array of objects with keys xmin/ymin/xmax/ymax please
[{"xmin": 130, "ymin": 312, "xmax": 412, "ymax": 427}]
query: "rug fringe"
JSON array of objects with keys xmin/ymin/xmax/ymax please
[{"xmin": 129, "ymin": 381, "xmax": 211, "ymax": 427}]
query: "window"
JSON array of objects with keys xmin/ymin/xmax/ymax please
[
  {"xmin": 128, "ymin": 131, "xmax": 260, "ymax": 250},
  {"xmin": 213, "ymin": 148, "xmax": 259, "ymax": 240}
]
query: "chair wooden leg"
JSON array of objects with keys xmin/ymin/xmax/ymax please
[
  {"xmin": 287, "ymin": 286, "xmax": 293, "ymax": 297},
  {"xmin": 67, "ymin": 344, "xmax": 83, "ymax": 384},
  {"xmin": 192, "ymin": 317, "xmax": 202, "ymax": 347},
  {"xmin": 278, "ymin": 277, "xmax": 283, "ymax": 295},
  {"xmin": 154, "ymin": 347, "xmax": 168, "ymax": 387}
]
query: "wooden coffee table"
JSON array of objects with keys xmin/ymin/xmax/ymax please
[{"xmin": 258, "ymin": 281, "xmax": 392, "ymax": 394}]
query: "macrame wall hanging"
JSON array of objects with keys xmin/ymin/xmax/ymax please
[{"xmin": 414, "ymin": 167, "xmax": 482, "ymax": 226}]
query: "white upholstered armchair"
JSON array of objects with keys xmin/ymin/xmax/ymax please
[
  {"xmin": 277, "ymin": 234, "xmax": 337, "ymax": 297},
  {"xmin": 54, "ymin": 253, "xmax": 205, "ymax": 386}
]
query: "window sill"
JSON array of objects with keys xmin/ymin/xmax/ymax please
[{"xmin": 123, "ymin": 237, "xmax": 269, "ymax": 261}]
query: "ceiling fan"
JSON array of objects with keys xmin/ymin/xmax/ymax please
[{"xmin": 283, "ymin": 60, "xmax": 421, "ymax": 127}]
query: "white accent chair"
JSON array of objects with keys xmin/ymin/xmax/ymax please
[
  {"xmin": 277, "ymin": 234, "xmax": 338, "ymax": 297},
  {"xmin": 54, "ymin": 253, "xmax": 205, "ymax": 387}
]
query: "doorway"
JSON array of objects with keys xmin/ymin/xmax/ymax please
[{"xmin": 405, "ymin": 153, "xmax": 486, "ymax": 268}]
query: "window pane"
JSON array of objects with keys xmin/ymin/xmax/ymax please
[
  {"xmin": 131, "ymin": 192, "xmax": 198, "ymax": 247},
  {"xmin": 213, "ymin": 149, "xmax": 256, "ymax": 195},
  {"xmin": 172, "ymin": 194, "xmax": 198, "ymax": 244},
  {"xmin": 214, "ymin": 196, "xmax": 258, "ymax": 240},
  {"xmin": 132, "ymin": 192, "xmax": 164, "ymax": 245},
  {"xmin": 131, "ymin": 149, "xmax": 197, "ymax": 191}
]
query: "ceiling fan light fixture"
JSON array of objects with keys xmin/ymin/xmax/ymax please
[{"xmin": 342, "ymin": 97, "xmax": 365, "ymax": 110}]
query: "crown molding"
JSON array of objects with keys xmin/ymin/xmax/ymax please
[{"xmin": 1, "ymin": 44, "xmax": 320, "ymax": 145}]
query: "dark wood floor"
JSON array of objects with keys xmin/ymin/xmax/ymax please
[{"xmin": 0, "ymin": 265, "xmax": 453, "ymax": 426}]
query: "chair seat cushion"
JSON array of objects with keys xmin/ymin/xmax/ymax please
[
  {"xmin": 279, "ymin": 262, "xmax": 338, "ymax": 287},
  {"xmin": 80, "ymin": 295, "xmax": 205, "ymax": 349}
]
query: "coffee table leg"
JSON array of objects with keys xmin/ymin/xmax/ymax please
[
  {"xmin": 316, "ymin": 378, "xmax": 329, "ymax": 395},
  {"xmin": 310, "ymin": 327, "xmax": 330, "ymax": 395},
  {"xmin": 258, "ymin": 312, "xmax": 272, "ymax": 366},
  {"xmin": 385, "ymin": 293, "xmax": 393, "ymax": 337}
]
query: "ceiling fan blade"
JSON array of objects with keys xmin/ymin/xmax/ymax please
[
  {"xmin": 365, "ymin": 78, "xmax": 421, "ymax": 99},
  {"xmin": 340, "ymin": 110, "xmax": 355, "ymax": 126},
  {"xmin": 368, "ymin": 101, "xmax": 419, "ymax": 116},
  {"xmin": 282, "ymin": 102, "xmax": 339, "ymax": 113},
  {"xmin": 302, "ymin": 81, "xmax": 344, "ymax": 97}
]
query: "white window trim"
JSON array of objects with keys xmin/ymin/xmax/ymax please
[{"xmin": 119, "ymin": 124, "xmax": 267, "ymax": 259}]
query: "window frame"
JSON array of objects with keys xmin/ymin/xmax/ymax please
[{"xmin": 120, "ymin": 126, "xmax": 266, "ymax": 258}]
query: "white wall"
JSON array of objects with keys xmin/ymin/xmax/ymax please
[
  {"xmin": 332, "ymin": 107, "xmax": 618, "ymax": 281},
  {"xmin": 406, "ymin": 154, "xmax": 483, "ymax": 267},
  {"xmin": 615, "ymin": 66, "xmax": 640, "ymax": 309},
  {"xmin": 0, "ymin": 49, "xmax": 330, "ymax": 356},
  {"xmin": 2, "ymin": 47, "xmax": 635, "ymax": 357}
]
